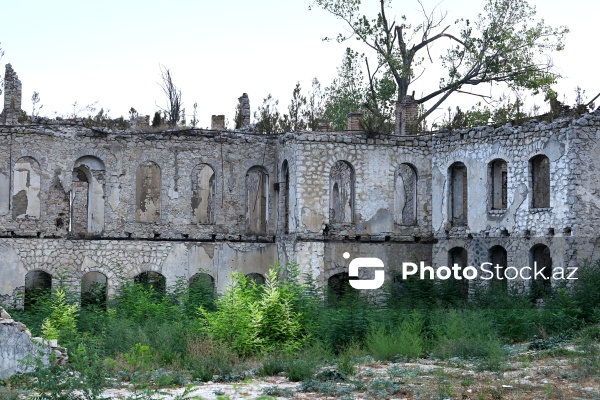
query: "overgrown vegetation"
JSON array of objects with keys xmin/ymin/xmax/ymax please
[{"xmin": 2, "ymin": 259, "xmax": 600, "ymax": 398}]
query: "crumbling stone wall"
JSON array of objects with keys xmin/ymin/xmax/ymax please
[
  {"xmin": 431, "ymin": 112, "xmax": 600, "ymax": 292},
  {"xmin": 0, "ymin": 64, "xmax": 22, "ymax": 125},
  {"xmin": 0, "ymin": 307, "xmax": 67, "ymax": 379},
  {"xmin": 1, "ymin": 63, "xmax": 600, "ymax": 305}
]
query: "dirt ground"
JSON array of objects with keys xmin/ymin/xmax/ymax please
[{"xmin": 96, "ymin": 342, "xmax": 600, "ymax": 399}]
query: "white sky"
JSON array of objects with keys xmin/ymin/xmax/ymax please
[{"xmin": 1, "ymin": 0, "xmax": 597, "ymax": 128}]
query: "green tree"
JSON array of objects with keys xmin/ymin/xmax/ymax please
[
  {"xmin": 323, "ymin": 47, "xmax": 366, "ymax": 131},
  {"xmin": 312, "ymin": 0, "xmax": 568, "ymax": 124},
  {"xmin": 284, "ymin": 82, "xmax": 308, "ymax": 131},
  {"xmin": 254, "ymin": 94, "xmax": 283, "ymax": 134}
]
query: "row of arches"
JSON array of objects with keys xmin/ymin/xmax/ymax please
[
  {"xmin": 445, "ymin": 244, "xmax": 552, "ymax": 298},
  {"xmin": 449, "ymin": 154, "xmax": 551, "ymax": 226},
  {"xmin": 326, "ymin": 243, "xmax": 553, "ymax": 301},
  {"xmin": 22, "ymin": 270, "xmax": 268, "ymax": 309},
  {"xmin": 8, "ymin": 156, "xmax": 273, "ymax": 234}
]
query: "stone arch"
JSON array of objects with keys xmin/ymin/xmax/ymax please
[
  {"xmin": 72, "ymin": 156, "xmax": 105, "ymax": 234},
  {"xmin": 190, "ymin": 272, "xmax": 215, "ymax": 291},
  {"xmin": 134, "ymin": 271, "xmax": 166, "ymax": 294},
  {"xmin": 394, "ymin": 163, "xmax": 417, "ymax": 225},
  {"xmin": 81, "ymin": 271, "xmax": 108, "ymax": 307},
  {"xmin": 246, "ymin": 272, "xmax": 265, "ymax": 285},
  {"xmin": 189, "ymin": 272, "xmax": 216, "ymax": 304},
  {"xmin": 281, "ymin": 160, "xmax": 290, "ymax": 234},
  {"xmin": 327, "ymin": 272, "xmax": 353, "ymax": 301},
  {"xmin": 530, "ymin": 244, "xmax": 552, "ymax": 299},
  {"xmin": 489, "ymin": 245, "xmax": 508, "ymax": 290},
  {"xmin": 530, "ymin": 154, "xmax": 550, "ymax": 208},
  {"xmin": 24, "ymin": 270, "xmax": 52, "ymax": 308},
  {"xmin": 488, "ymin": 159, "xmax": 508, "ymax": 210},
  {"xmin": 246, "ymin": 166, "xmax": 269, "ymax": 234},
  {"xmin": 448, "ymin": 162, "xmax": 467, "ymax": 227},
  {"xmin": 447, "ymin": 247, "xmax": 469, "ymax": 300},
  {"xmin": 191, "ymin": 164, "xmax": 216, "ymax": 224},
  {"xmin": 329, "ymin": 161, "xmax": 354, "ymax": 224},
  {"xmin": 136, "ymin": 161, "xmax": 161, "ymax": 222},
  {"xmin": 13, "ymin": 156, "xmax": 41, "ymax": 219}
]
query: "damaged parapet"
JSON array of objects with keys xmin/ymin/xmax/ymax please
[
  {"xmin": 238, "ymin": 93, "xmax": 251, "ymax": 129},
  {"xmin": 347, "ymin": 112, "xmax": 363, "ymax": 131},
  {"xmin": 0, "ymin": 307, "xmax": 68, "ymax": 379},
  {"xmin": 1, "ymin": 64, "xmax": 23, "ymax": 125},
  {"xmin": 211, "ymin": 115, "xmax": 225, "ymax": 130},
  {"xmin": 396, "ymin": 93, "xmax": 418, "ymax": 135}
]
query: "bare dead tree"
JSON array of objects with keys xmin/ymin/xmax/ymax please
[{"xmin": 157, "ymin": 65, "xmax": 182, "ymax": 127}]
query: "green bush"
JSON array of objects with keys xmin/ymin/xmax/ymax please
[
  {"xmin": 429, "ymin": 309, "xmax": 507, "ymax": 365},
  {"xmin": 366, "ymin": 311, "xmax": 424, "ymax": 361},
  {"xmin": 200, "ymin": 265, "xmax": 308, "ymax": 355},
  {"xmin": 571, "ymin": 259, "xmax": 600, "ymax": 323},
  {"xmin": 41, "ymin": 288, "xmax": 79, "ymax": 343}
]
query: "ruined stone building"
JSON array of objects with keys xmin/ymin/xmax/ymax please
[{"xmin": 1, "ymin": 63, "xmax": 599, "ymax": 307}]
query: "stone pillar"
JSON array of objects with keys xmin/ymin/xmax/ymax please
[
  {"xmin": 347, "ymin": 112, "xmax": 363, "ymax": 131},
  {"xmin": 396, "ymin": 94, "xmax": 418, "ymax": 135},
  {"xmin": 211, "ymin": 115, "xmax": 225, "ymax": 130},
  {"xmin": 238, "ymin": 93, "xmax": 250, "ymax": 129},
  {"xmin": 1, "ymin": 64, "xmax": 22, "ymax": 125}
]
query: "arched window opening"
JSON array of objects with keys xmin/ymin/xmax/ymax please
[
  {"xmin": 327, "ymin": 272, "xmax": 353, "ymax": 303},
  {"xmin": 13, "ymin": 157, "xmax": 41, "ymax": 219},
  {"xmin": 530, "ymin": 155, "xmax": 550, "ymax": 208},
  {"xmin": 134, "ymin": 271, "xmax": 166, "ymax": 295},
  {"xmin": 449, "ymin": 162, "xmax": 468, "ymax": 226},
  {"xmin": 489, "ymin": 245, "xmax": 508, "ymax": 291},
  {"xmin": 246, "ymin": 167, "xmax": 268, "ymax": 234},
  {"xmin": 136, "ymin": 161, "xmax": 161, "ymax": 222},
  {"xmin": 81, "ymin": 271, "xmax": 108, "ymax": 308},
  {"xmin": 446, "ymin": 247, "xmax": 469, "ymax": 301},
  {"xmin": 191, "ymin": 164, "xmax": 216, "ymax": 224},
  {"xmin": 530, "ymin": 244, "xmax": 552, "ymax": 300},
  {"xmin": 281, "ymin": 161, "xmax": 290, "ymax": 234},
  {"xmin": 24, "ymin": 270, "xmax": 51, "ymax": 309},
  {"xmin": 329, "ymin": 161, "xmax": 354, "ymax": 224},
  {"xmin": 72, "ymin": 156, "xmax": 105, "ymax": 233},
  {"xmin": 189, "ymin": 273, "xmax": 216, "ymax": 307},
  {"xmin": 489, "ymin": 159, "xmax": 508, "ymax": 210},
  {"xmin": 394, "ymin": 164, "xmax": 417, "ymax": 225},
  {"xmin": 246, "ymin": 273, "xmax": 265, "ymax": 285}
]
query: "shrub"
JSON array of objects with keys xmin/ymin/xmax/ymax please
[
  {"xmin": 366, "ymin": 311, "xmax": 424, "ymax": 361},
  {"xmin": 570, "ymin": 259, "xmax": 600, "ymax": 323},
  {"xmin": 41, "ymin": 287, "xmax": 79, "ymax": 343},
  {"xmin": 429, "ymin": 309, "xmax": 507, "ymax": 365},
  {"xmin": 200, "ymin": 265, "xmax": 308, "ymax": 355}
]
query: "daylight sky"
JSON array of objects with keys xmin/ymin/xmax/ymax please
[{"xmin": 1, "ymin": 0, "xmax": 597, "ymax": 128}]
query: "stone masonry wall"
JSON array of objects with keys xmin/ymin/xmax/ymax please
[
  {"xmin": 0, "ymin": 307, "xmax": 67, "ymax": 379},
  {"xmin": 1, "ymin": 61, "xmax": 600, "ymax": 306}
]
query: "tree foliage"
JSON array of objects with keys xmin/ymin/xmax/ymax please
[
  {"xmin": 312, "ymin": 0, "xmax": 569, "ymax": 123},
  {"xmin": 254, "ymin": 94, "xmax": 284, "ymax": 134},
  {"xmin": 323, "ymin": 48, "xmax": 366, "ymax": 131}
]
